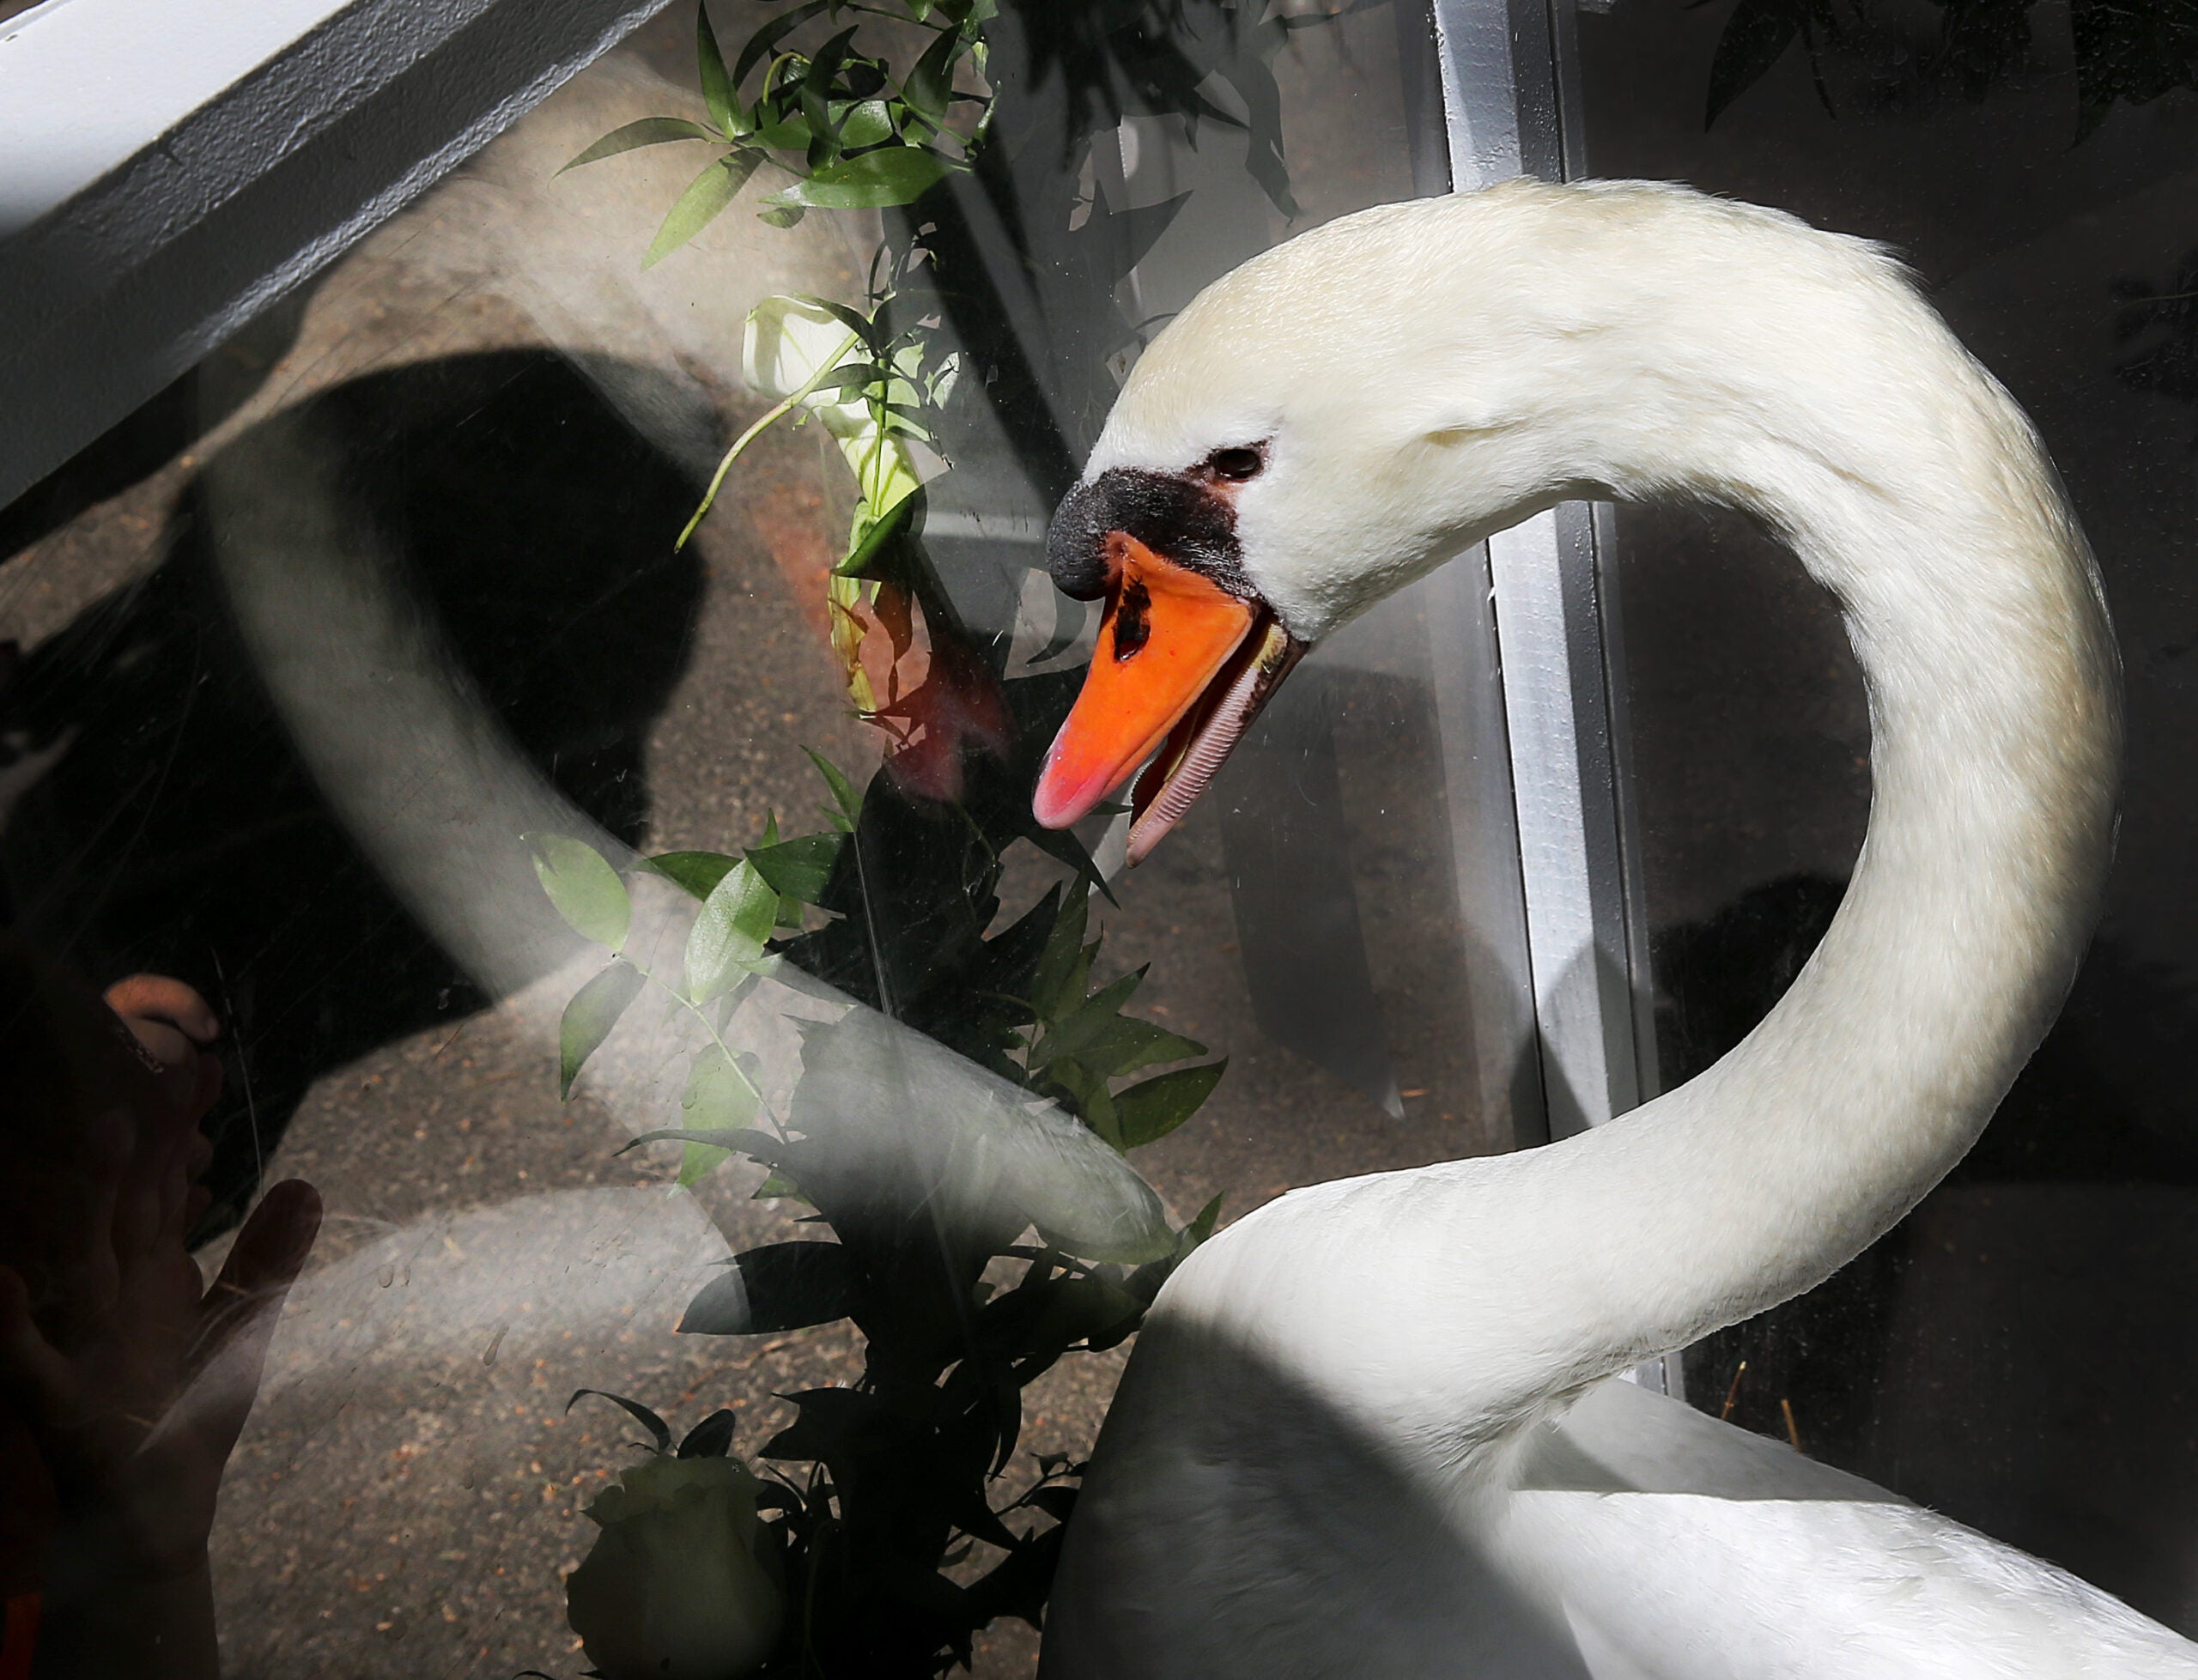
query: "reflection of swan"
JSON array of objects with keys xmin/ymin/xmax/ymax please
[
  {"xmin": 203, "ymin": 375, "xmax": 1173, "ymax": 1252},
  {"xmin": 1031, "ymin": 180, "xmax": 2195, "ymax": 1676}
]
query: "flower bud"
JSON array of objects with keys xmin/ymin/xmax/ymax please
[{"xmin": 565, "ymin": 1454, "xmax": 784, "ymax": 1680}]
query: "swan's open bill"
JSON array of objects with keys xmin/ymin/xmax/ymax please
[{"xmin": 1033, "ymin": 518, "xmax": 1308, "ymax": 864}]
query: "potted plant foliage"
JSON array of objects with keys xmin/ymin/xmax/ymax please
[{"xmin": 524, "ymin": 3, "xmax": 1315, "ymax": 1672}]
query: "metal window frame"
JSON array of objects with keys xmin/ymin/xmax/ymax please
[
  {"xmin": 1420, "ymin": 0, "xmax": 1673, "ymax": 1395},
  {"xmin": 0, "ymin": 0, "xmax": 679, "ymax": 512},
  {"xmin": 1422, "ymin": 0, "xmax": 1659, "ymax": 1143}
]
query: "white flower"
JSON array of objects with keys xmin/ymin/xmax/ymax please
[
  {"xmin": 743, "ymin": 295, "xmax": 922, "ymax": 519},
  {"xmin": 565, "ymin": 1453, "xmax": 785, "ymax": 1680},
  {"xmin": 743, "ymin": 294, "xmax": 873, "ymax": 442}
]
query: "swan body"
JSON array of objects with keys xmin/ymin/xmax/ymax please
[{"xmin": 1026, "ymin": 180, "xmax": 2191, "ymax": 1676}]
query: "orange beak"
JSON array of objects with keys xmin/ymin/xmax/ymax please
[{"xmin": 1031, "ymin": 536, "xmax": 1258, "ymax": 832}]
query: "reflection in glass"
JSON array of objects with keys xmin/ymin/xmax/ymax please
[
  {"xmin": 0, "ymin": 3, "xmax": 1530, "ymax": 1673},
  {"xmin": 1580, "ymin": 0, "xmax": 2198, "ymax": 1631}
]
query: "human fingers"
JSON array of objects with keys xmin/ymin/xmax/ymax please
[
  {"xmin": 104, "ymin": 978, "xmax": 222, "ymax": 1123},
  {"xmin": 170, "ymin": 1182, "xmax": 321, "ymax": 1470},
  {"xmin": 209, "ymin": 1181, "xmax": 321, "ymax": 1311},
  {"xmin": 100, "ymin": 977, "xmax": 220, "ymax": 1046},
  {"xmin": 194, "ymin": 1180, "xmax": 320, "ymax": 1385},
  {"xmin": 0, "ymin": 1266, "xmax": 76, "ymax": 1428},
  {"xmin": 110, "ymin": 1044, "xmax": 213, "ymax": 1268},
  {"xmin": 111, "ymin": 1016, "xmax": 205, "ymax": 1122},
  {"xmin": 39, "ymin": 1106, "xmax": 132, "ymax": 1337}
]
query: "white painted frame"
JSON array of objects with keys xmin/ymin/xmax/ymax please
[{"xmin": 0, "ymin": 0, "xmax": 678, "ymax": 512}]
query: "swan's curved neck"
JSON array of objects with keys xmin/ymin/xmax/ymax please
[
  {"xmin": 1180, "ymin": 192, "xmax": 2121, "ymax": 1452},
  {"xmin": 1553, "ymin": 243, "xmax": 2122, "ymax": 1382}
]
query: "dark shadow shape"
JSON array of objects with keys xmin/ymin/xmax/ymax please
[
  {"xmin": 0, "ymin": 294, "xmax": 309, "ymax": 564},
  {"xmin": 1043, "ymin": 1313, "xmax": 1596, "ymax": 1680},
  {"xmin": 1, "ymin": 350, "xmax": 707, "ymax": 1237},
  {"xmin": 1220, "ymin": 666, "xmax": 1404, "ymax": 1119}
]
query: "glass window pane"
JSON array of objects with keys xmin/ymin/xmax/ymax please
[
  {"xmin": 0, "ymin": 5, "xmax": 1530, "ymax": 1675},
  {"xmin": 1579, "ymin": 0, "xmax": 2198, "ymax": 1630}
]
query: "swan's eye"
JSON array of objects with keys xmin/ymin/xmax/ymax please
[{"xmin": 1207, "ymin": 446, "xmax": 1264, "ymax": 482}]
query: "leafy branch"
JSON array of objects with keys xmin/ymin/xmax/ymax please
[
  {"xmin": 562, "ymin": 1, "xmax": 999, "ymax": 265},
  {"xmin": 532, "ymin": 745, "xmax": 1225, "ymax": 1676},
  {"xmin": 535, "ymin": 3, "xmax": 1333, "ymax": 1671}
]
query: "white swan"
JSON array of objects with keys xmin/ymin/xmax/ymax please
[{"xmin": 1028, "ymin": 179, "xmax": 2192, "ymax": 1677}]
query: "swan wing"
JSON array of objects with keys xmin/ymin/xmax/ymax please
[{"xmin": 1507, "ymin": 1377, "xmax": 2198, "ymax": 1679}]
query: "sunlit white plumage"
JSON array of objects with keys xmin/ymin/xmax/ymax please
[{"xmin": 1039, "ymin": 180, "xmax": 2194, "ymax": 1677}]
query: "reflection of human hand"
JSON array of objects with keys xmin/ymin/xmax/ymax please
[{"xmin": 0, "ymin": 952, "xmax": 319, "ymax": 1677}]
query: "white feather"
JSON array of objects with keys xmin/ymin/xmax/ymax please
[{"xmin": 1041, "ymin": 180, "xmax": 2185, "ymax": 1677}]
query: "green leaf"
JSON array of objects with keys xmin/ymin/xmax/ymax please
[
  {"xmin": 643, "ymin": 149, "xmax": 763, "ymax": 268},
  {"xmin": 1023, "ymin": 822, "xmax": 1114, "ymax": 903},
  {"xmin": 805, "ymin": 294, "xmax": 887, "ymax": 349},
  {"xmin": 685, "ymin": 860, "xmax": 780, "ymax": 1001},
  {"xmin": 805, "ymin": 747, "xmax": 862, "ymax": 830},
  {"xmin": 732, "ymin": 0, "xmax": 831, "ymax": 87},
  {"xmin": 677, "ymin": 1241, "xmax": 859, "ymax": 1335},
  {"xmin": 1030, "ymin": 1273, "xmax": 1142, "ymax": 1352},
  {"xmin": 1704, "ymin": 0, "xmax": 1806, "ymax": 127},
  {"xmin": 759, "ymin": 1386, "xmax": 889, "ymax": 1464},
  {"xmin": 1078, "ymin": 1017, "xmax": 1205, "ymax": 1080},
  {"xmin": 559, "ymin": 117, "xmax": 721, "ymax": 174},
  {"xmin": 696, "ymin": 2, "xmax": 738, "ymax": 136},
  {"xmin": 835, "ymin": 485, "xmax": 924, "ymax": 581},
  {"xmin": 837, "ymin": 97, "xmax": 895, "ymax": 150},
  {"xmin": 677, "ymin": 1408, "xmax": 738, "ymax": 1459},
  {"xmin": 748, "ymin": 833, "xmax": 844, "ymax": 902},
  {"xmin": 677, "ymin": 1047, "xmax": 763, "ymax": 1185},
  {"xmin": 646, "ymin": 849, "xmax": 743, "ymax": 901},
  {"xmin": 753, "ymin": 110, "xmax": 816, "ymax": 151},
  {"xmin": 559, "ymin": 961, "xmax": 644, "ymax": 1098},
  {"xmin": 902, "ymin": 25, "xmax": 962, "ymax": 123},
  {"xmin": 1029, "ymin": 887, "xmax": 1090, "ymax": 1021},
  {"xmin": 528, "ymin": 834, "xmax": 630, "ymax": 949},
  {"xmin": 1185, "ymin": 1192, "xmax": 1224, "ymax": 1246},
  {"xmin": 1078, "ymin": 1078, "xmax": 1124, "ymax": 1151},
  {"xmin": 1114, "ymin": 1059, "xmax": 1227, "ymax": 1149},
  {"xmin": 759, "ymin": 204, "xmax": 806, "ymax": 229},
  {"xmin": 615, "ymin": 1125, "xmax": 780, "ymax": 1159},
  {"xmin": 764, "ymin": 146, "xmax": 950, "ymax": 211},
  {"xmin": 567, "ymin": 1388, "xmax": 672, "ymax": 1453},
  {"xmin": 797, "ymin": 27, "xmax": 860, "ymax": 161},
  {"xmin": 1032, "ymin": 967, "xmax": 1146, "ymax": 1065}
]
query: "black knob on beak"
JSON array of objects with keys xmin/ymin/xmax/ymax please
[
  {"xmin": 1045, "ymin": 468, "xmax": 1254, "ymax": 604},
  {"xmin": 1047, "ymin": 477, "xmax": 1115, "ymax": 601}
]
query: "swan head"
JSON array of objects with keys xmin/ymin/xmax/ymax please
[{"xmin": 1031, "ymin": 189, "xmax": 1576, "ymax": 860}]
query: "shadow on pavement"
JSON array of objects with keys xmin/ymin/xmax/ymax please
[{"xmin": 0, "ymin": 350, "xmax": 707, "ymax": 1236}]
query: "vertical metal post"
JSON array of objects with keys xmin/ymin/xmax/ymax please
[
  {"xmin": 1424, "ymin": 0, "xmax": 1649, "ymax": 1141},
  {"xmin": 1422, "ymin": 0, "xmax": 1674, "ymax": 1392}
]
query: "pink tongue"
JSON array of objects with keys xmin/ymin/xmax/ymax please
[{"xmin": 1126, "ymin": 622, "xmax": 1302, "ymax": 865}]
